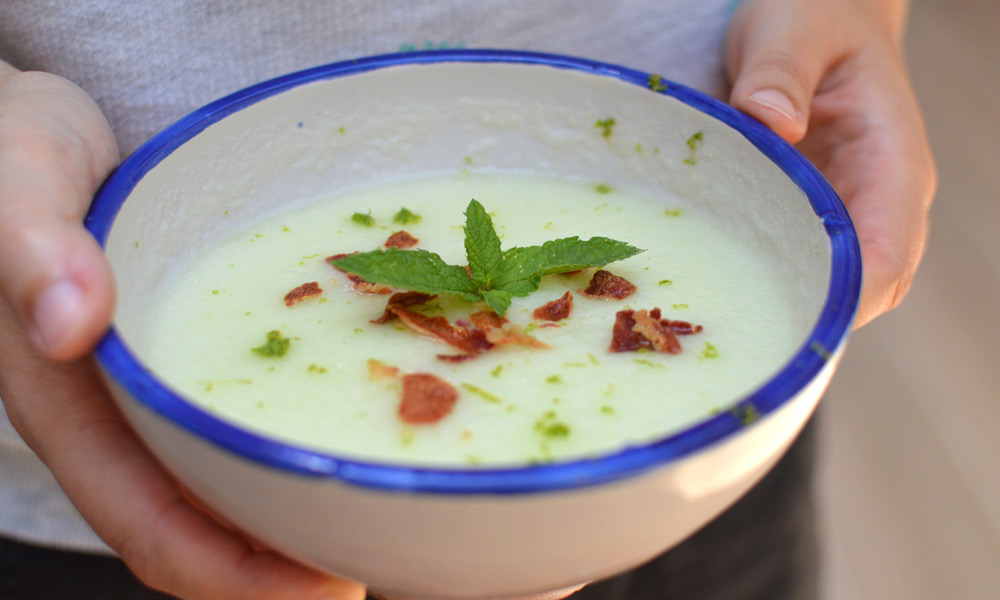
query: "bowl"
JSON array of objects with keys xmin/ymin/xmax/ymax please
[{"xmin": 85, "ymin": 50, "xmax": 861, "ymax": 599}]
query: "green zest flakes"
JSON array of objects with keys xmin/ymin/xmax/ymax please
[
  {"xmin": 393, "ymin": 207, "xmax": 422, "ymax": 225},
  {"xmin": 595, "ymin": 117, "xmax": 616, "ymax": 138},
  {"xmin": 647, "ymin": 73, "xmax": 668, "ymax": 92},
  {"xmin": 252, "ymin": 330, "xmax": 290, "ymax": 357},
  {"xmin": 461, "ymin": 383, "xmax": 502, "ymax": 404},
  {"xmin": 683, "ymin": 132, "xmax": 704, "ymax": 165},
  {"xmin": 535, "ymin": 410, "xmax": 571, "ymax": 439},
  {"xmin": 331, "ymin": 199, "xmax": 642, "ymax": 316},
  {"xmin": 351, "ymin": 211, "xmax": 375, "ymax": 227}
]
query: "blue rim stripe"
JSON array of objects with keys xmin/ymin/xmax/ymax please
[{"xmin": 86, "ymin": 49, "xmax": 861, "ymax": 495}]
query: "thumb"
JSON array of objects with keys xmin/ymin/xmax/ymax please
[
  {"xmin": 726, "ymin": 3, "xmax": 837, "ymax": 144},
  {"xmin": 0, "ymin": 69, "xmax": 119, "ymax": 360}
]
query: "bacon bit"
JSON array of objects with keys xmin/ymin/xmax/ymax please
[
  {"xmin": 371, "ymin": 292, "xmax": 437, "ymax": 324},
  {"xmin": 327, "ymin": 252, "xmax": 392, "ymax": 294},
  {"xmin": 631, "ymin": 309, "xmax": 681, "ymax": 354},
  {"xmin": 436, "ymin": 353, "xmax": 479, "ymax": 363},
  {"xmin": 469, "ymin": 310, "xmax": 508, "ymax": 332},
  {"xmin": 391, "ymin": 306, "xmax": 493, "ymax": 356},
  {"xmin": 399, "ymin": 373, "xmax": 458, "ymax": 424},
  {"xmin": 610, "ymin": 310, "xmax": 647, "ymax": 352},
  {"xmin": 384, "ymin": 230, "xmax": 419, "ymax": 249},
  {"xmin": 367, "ymin": 359, "xmax": 400, "ymax": 380},
  {"xmin": 647, "ymin": 308, "xmax": 703, "ymax": 335},
  {"xmin": 610, "ymin": 308, "xmax": 703, "ymax": 353},
  {"xmin": 533, "ymin": 291, "xmax": 573, "ymax": 321},
  {"xmin": 485, "ymin": 326, "xmax": 551, "ymax": 349},
  {"xmin": 284, "ymin": 281, "xmax": 322, "ymax": 306},
  {"xmin": 579, "ymin": 270, "xmax": 636, "ymax": 300}
]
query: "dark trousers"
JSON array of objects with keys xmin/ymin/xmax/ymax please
[{"xmin": 0, "ymin": 419, "xmax": 816, "ymax": 600}]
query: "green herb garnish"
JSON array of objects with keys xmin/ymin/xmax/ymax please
[
  {"xmin": 252, "ymin": 330, "xmax": 290, "ymax": 357},
  {"xmin": 352, "ymin": 211, "xmax": 375, "ymax": 227},
  {"xmin": 461, "ymin": 383, "xmax": 503, "ymax": 404},
  {"xmin": 331, "ymin": 199, "xmax": 643, "ymax": 316},
  {"xmin": 594, "ymin": 183, "xmax": 613, "ymax": 194},
  {"xmin": 595, "ymin": 117, "xmax": 616, "ymax": 138},
  {"xmin": 647, "ymin": 73, "xmax": 668, "ymax": 92},
  {"xmin": 683, "ymin": 132, "xmax": 704, "ymax": 165},
  {"xmin": 702, "ymin": 341, "xmax": 719, "ymax": 359},
  {"xmin": 393, "ymin": 207, "xmax": 422, "ymax": 226}
]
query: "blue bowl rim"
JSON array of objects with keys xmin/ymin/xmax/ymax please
[{"xmin": 85, "ymin": 49, "xmax": 861, "ymax": 495}]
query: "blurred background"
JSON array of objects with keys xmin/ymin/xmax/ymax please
[{"xmin": 816, "ymin": 0, "xmax": 1000, "ymax": 598}]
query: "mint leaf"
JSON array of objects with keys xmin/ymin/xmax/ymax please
[
  {"xmin": 480, "ymin": 289, "xmax": 513, "ymax": 316},
  {"xmin": 496, "ymin": 236, "xmax": 643, "ymax": 292},
  {"xmin": 464, "ymin": 199, "xmax": 503, "ymax": 288},
  {"xmin": 331, "ymin": 200, "xmax": 643, "ymax": 317},
  {"xmin": 330, "ymin": 249, "xmax": 479, "ymax": 300}
]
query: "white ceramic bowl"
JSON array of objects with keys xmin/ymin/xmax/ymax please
[{"xmin": 85, "ymin": 50, "xmax": 861, "ymax": 600}]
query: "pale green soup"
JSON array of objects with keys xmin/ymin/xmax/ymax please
[{"xmin": 145, "ymin": 172, "xmax": 800, "ymax": 466}]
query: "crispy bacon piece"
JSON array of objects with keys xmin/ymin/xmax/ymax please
[
  {"xmin": 579, "ymin": 270, "xmax": 636, "ymax": 300},
  {"xmin": 485, "ymin": 327, "xmax": 550, "ymax": 349},
  {"xmin": 610, "ymin": 308, "xmax": 703, "ymax": 353},
  {"xmin": 327, "ymin": 252, "xmax": 392, "ymax": 294},
  {"xmin": 371, "ymin": 292, "xmax": 437, "ymax": 324},
  {"xmin": 469, "ymin": 310, "xmax": 508, "ymax": 332},
  {"xmin": 384, "ymin": 230, "xmax": 419, "ymax": 249},
  {"xmin": 533, "ymin": 291, "xmax": 573, "ymax": 321},
  {"xmin": 399, "ymin": 373, "xmax": 458, "ymax": 424},
  {"xmin": 367, "ymin": 359, "xmax": 400, "ymax": 380},
  {"xmin": 391, "ymin": 306, "xmax": 493, "ymax": 356},
  {"xmin": 631, "ymin": 309, "xmax": 681, "ymax": 354},
  {"xmin": 284, "ymin": 281, "xmax": 322, "ymax": 306},
  {"xmin": 648, "ymin": 308, "xmax": 703, "ymax": 335}
]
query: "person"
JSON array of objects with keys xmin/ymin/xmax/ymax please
[{"xmin": 0, "ymin": 1, "xmax": 935, "ymax": 598}]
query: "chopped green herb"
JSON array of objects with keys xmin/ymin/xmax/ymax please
[
  {"xmin": 332, "ymin": 199, "xmax": 642, "ymax": 316},
  {"xmin": 647, "ymin": 73, "xmax": 668, "ymax": 92},
  {"xmin": 534, "ymin": 410, "xmax": 571, "ymax": 439},
  {"xmin": 588, "ymin": 353, "xmax": 600, "ymax": 365},
  {"xmin": 211, "ymin": 289, "xmax": 219, "ymax": 295},
  {"xmin": 461, "ymin": 383, "xmax": 502, "ymax": 404},
  {"xmin": 702, "ymin": 341, "xmax": 719, "ymax": 359},
  {"xmin": 464, "ymin": 155, "xmax": 473, "ymax": 165},
  {"xmin": 134, "ymin": 240, "xmax": 139, "ymax": 248},
  {"xmin": 635, "ymin": 142, "xmax": 643, "ymax": 153},
  {"xmin": 664, "ymin": 208, "xmax": 682, "ymax": 217},
  {"xmin": 595, "ymin": 117, "xmax": 616, "ymax": 138},
  {"xmin": 545, "ymin": 375, "xmax": 563, "ymax": 384},
  {"xmin": 400, "ymin": 429, "xmax": 416, "ymax": 447},
  {"xmin": 353, "ymin": 327, "xmax": 363, "ymax": 334},
  {"xmin": 595, "ymin": 183, "xmax": 613, "ymax": 194},
  {"xmin": 490, "ymin": 364, "xmax": 504, "ymax": 377},
  {"xmin": 600, "ymin": 405, "xmax": 616, "ymax": 415},
  {"xmin": 633, "ymin": 358, "xmax": 665, "ymax": 369},
  {"xmin": 810, "ymin": 341, "xmax": 833, "ymax": 361},
  {"xmin": 393, "ymin": 207, "xmax": 422, "ymax": 225},
  {"xmin": 307, "ymin": 364, "xmax": 328, "ymax": 373},
  {"xmin": 683, "ymin": 132, "xmax": 704, "ymax": 165},
  {"xmin": 731, "ymin": 403, "xmax": 760, "ymax": 425},
  {"xmin": 351, "ymin": 211, "xmax": 375, "ymax": 227},
  {"xmin": 282, "ymin": 225, "xmax": 290, "ymax": 232},
  {"xmin": 673, "ymin": 303, "xmax": 689, "ymax": 310},
  {"xmin": 338, "ymin": 126, "xmax": 346, "ymax": 134},
  {"xmin": 658, "ymin": 279, "xmax": 673, "ymax": 286},
  {"xmin": 252, "ymin": 330, "xmax": 290, "ymax": 357}
]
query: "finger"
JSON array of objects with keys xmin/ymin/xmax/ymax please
[
  {"xmin": 0, "ymin": 299, "xmax": 366, "ymax": 600},
  {"xmin": 725, "ymin": 2, "xmax": 843, "ymax": 143},
  {"xmin": 0, "ymin": 69, "xmax": 119, "ymax": 360}
]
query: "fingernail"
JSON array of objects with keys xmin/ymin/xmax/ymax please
[
  {"xmin": 31, "ymin": 280, "xmax": 86, "ymax": 353},
  {"xmin": 747, "ymin": 89, "xmax": 800, "ymax": 124}
]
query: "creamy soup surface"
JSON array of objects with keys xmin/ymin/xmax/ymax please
[{"xmin": 144, "ymin": 172, "xmax": 805, "ymax": 466}]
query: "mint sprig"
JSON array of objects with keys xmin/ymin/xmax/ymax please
[{"xmin": 331, "ymin": 199, "xmax": 643, "ymax": 316}]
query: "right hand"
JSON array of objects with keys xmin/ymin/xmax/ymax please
[{"xmin": 0, "ymin": 62, "xmax": 366, "ymax": 600}]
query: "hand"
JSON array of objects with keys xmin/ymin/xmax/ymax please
[
  {"xmin": 0, "ymin": 64, "xmax": 366, "ymax": 600},
  {"xmin": 725, "ymin": 0, "xmax": 937, "ymax": 328}
]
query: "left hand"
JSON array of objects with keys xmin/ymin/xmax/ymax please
[{"xmin": 725, "ymin": 0, "xmax": 937, "ymax": 328}]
